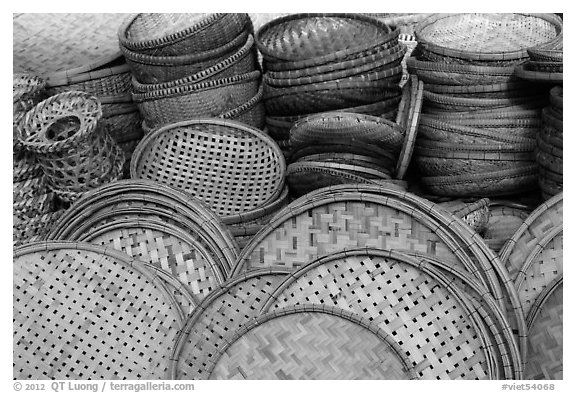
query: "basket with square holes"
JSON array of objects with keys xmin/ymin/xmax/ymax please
[
  {"xmin": 414, "ymin": 13, "xmax": 563, "ymax": 66},
  {"xmin": 130, "ymin": 118, "xmax": 286, "ymax": 218},
  {"xmin": 15, "ymin": 91, "xmax": 124, "ymax": 202}
]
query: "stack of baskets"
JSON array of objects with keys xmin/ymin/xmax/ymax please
[
  {"xmin": 257, "ymin": 13, "xmax": 405, "ymax": 145},
  {"xmin": 516, "ymin": 32, "xmax": 563, "ymax": 83},
  {"xmin": 537, "ymin": 86, "xmax": 562, "ymax": 200},
  {"xmin": 13, "ymin": 13, "xmax": 140, "ymax": 178},
  {"xmin": 119, "ymin": 13, "xmax": 265, "ymax": 133},
  {"xmin": 16, "ymin": 91, "xmax": 125, "ymax": 204},
  {"xmin": 407, "ymin": 13, "xmax": 562, "ymax": 197}
]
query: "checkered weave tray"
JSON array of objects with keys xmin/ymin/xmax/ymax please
[
  {"xmin": 13, "ymin": 241, "xmax": 183, "ymax": 379},
  {"xmin": 524, "ymin": 277, "xmax": 562, "ymax": 380},
  {"xmin": 169, "ymin": 268, "xmax": 291, "ymax": 379},
  {"xmin": 45, "ymin": 180, "xmax": 239, "ymax": 275},
  {"xmin": 260, "ymin": 249, "xmax": 513, "ymax": 379},
  {"xmin": 130, "ymin": 119, "xmax": 286, "ymax": 218},
  {"xmin": 209, "ymin": 305, "xmax": 417, "ymax": 380}
]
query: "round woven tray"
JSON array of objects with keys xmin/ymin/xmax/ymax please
[
  {"xmin": 131, "ymin": 119, "xmax": 286, "ymax": 218},
  {"xmin": 168, "ymin": 268, "xmax": 292, "ymax": 379},
  {"xmin": 514, "ymin": 62, "xmax": 563, "ymax": 83},
  {"xmin": 423, "ymin": 81, "xmax": 535, "ymax": 98},
  {"xmin": 406, "ymin": 57, "xmax": 517, "ymax": 85},
  {"xmin": 119, "ymin": 13, "xmax": 250, "ymax": 56},
  {"xmin": 256, "ymin": 13, "xmax": 398, "ymax": 64},
  {"xmin": 209, "ymin": 305, "xmax": 417, "ymax": 380},
  {"xmin": 421, "ymin": 164, "xmax": 539, "ymax": 197},
  {"xmin": 13, "ymin": 241, "xmax": 184, "ymax": 379},
  {"xmin": 423, "ymin": 90, "xmax": 547, "ymax": 112},
  {"xmin": 122, "ymin": 30, "xmax": 250, "ymax": 84},
  {"xmin": 414, "ymin": 155, "xmax": 535, "ymax": 177},
  {"xmin": 289, "ymin": 112, "xmax": 404, "ymax": 151},
  {"xmin": 13, "ymin": 13, "xmax": 129, "ymax": 78},
  {"xmin": 395, "ymin": 75, "xmax": 423, "ymax": 179},
  {"xmin": 415, "ymin": 13, "xmax": 562, "ymax": 64},
  {"xmin": 524, "ymin": 278, "xmax": 563, "ymax": 380},
  {"xmin": 527, "ymin": 31, "xmax": 563, "ymax": 62},
  {"xmin": 133, "ymin": 70, "xmax": 261, "ymax": 130},
  {"xmin": 423, "ymin": 107, "xmax": 542, "ymax": 122}
]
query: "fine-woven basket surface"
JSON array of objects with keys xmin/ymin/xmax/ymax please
[
  {"xmin": 170, "ymin": 268, "xmax": 291, "ymax": 379},
  {"xmin": 261, "ymin": 249, "xmax": 492, "ymax": 380},
  {"xmin": 209, "ymin": 306, "xmax": 416, "ymax": 380},
  {"xmin": 13, "ymin": 242, "xmax": 183, "ymax": 379},
  {"xmin": 130, "ymin": 119, "xmax": 285, "ymax": 218},
  {"xmin": 13, "ymin": 13, "xmax": 129, "ymax": 77},
  {"xmin": 524, "ymin": 279, "xmax": 563, "ymax": 380},
  {"xmin": 514, "ymin": 63, "xmax": 563, "ymax": 83},
  {"xmin": 482, "ymin": 204, "xmax": 530, "ymax": 253},
  {"xmin": 13, "ymin": 210, "xmax": 65, "ymax": 248}
]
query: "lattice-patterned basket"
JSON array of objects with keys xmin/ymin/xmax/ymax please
[
  {"xmin": 132, "ymin": 71, "xmax": 261, "ymax": 130},
  {"xmin": 524, "ymin": 277, "xmax": 563, "ymax": 380},
  {"xmin": 122, "ymin": 31, "xmax": 251, "ymax": 84},
  {"xmin": 13, "ymin": 153, "xmax": 43, "ymax": 183},
  {"xmin": 45, "ymin": 179, "xmax": 240, "ymax": 275},
  {"xmin": 13, "ymin": 241, "xmax": 184, "ymax": 379},
  {"xmin": 119, "ymin": 13, "xmax": 251, "ymax": 56},
  {"xmin": 13, "ymin": 13, "xmax": 129, "ymax": 78},
  {"xmin": 415, "ymin": 13, "xmax": 562, "ymax": 65},
  {"xmin": 256, "ymin": 13, "xmax": 398, "ymax": 65},
  {"xmin": 13, "ymin": 173, "xmax": 47, "ymax": 202},
  {"xmin": 16, "ymin": 91, "xmax": 124, "ymax": 201},
  {"xmin": 13, "ymin": 191, "xmax": 55, "ymax": 223},
  {"xmin": 209, "ymin": 305, "xmax": 418, "ymax": 380}
]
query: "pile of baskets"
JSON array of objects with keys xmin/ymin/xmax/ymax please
[
  {"xmin": 516, "ymin": 32, "xmax": 563, "ymax": 83},
  {"xmin": 257, "ymin": 14, "xmax": 405, "ymax": 145},
  {"xmin": 537, "ymin": 86, "xmax": 562, "ymax": 200},
  {"xmin": 119, "ymin": 13, "xmax": 265, "ymax": 132},
  {"xmin": 407, "ymin": 13, "xmax": 562, "ymax": 198}
]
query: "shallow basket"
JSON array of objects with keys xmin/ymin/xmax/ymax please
[
  {"xmin": 16, "ymin": 91, "xmax": 125, "ymax": 199},
  {"xmin": 423, "ymin": 90, "xmax": 547, "ymax": 112},
  {"xmin": 256, "ymin": 13, "xmax": 398, "ymax": 64},
  {"xmin": 122, "ymin": 30, "xmax": 250, "ymax": 84},
  {"xmin": 132, "ymin": 70, "xmax": 261, "ymax": 130},
  {"xmin": 119, "ymin": 13, "xmax": 251, "ymax": 56},
  {"xmin": 415, "ymin": 13, "xmax": 562, "ymax": 65},
  {"xmin": 130, "ymin": 118, "xmax": 286, "ymax": 218}
]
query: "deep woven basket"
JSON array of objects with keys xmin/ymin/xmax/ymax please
[
  {"xmin": 132, "ymin": 70, "xmax": 261, "ymax": 130},
  {"xmin": 421, "ymin": 164, "xmax": 539, "ymax": 197},
  {"xmin": 13, "ymin": 241, "xmax": 184, "ymax": 379},
  {"xmin": 122, "ymin": 30, "xmax": 250, "ymax": 84},
  {"xmin": 131, "ymin": 119, "xmax": 286, "ymax": 218},
  {"xmin": 119, "ymin": 13, "xmax": 251, "ymax": 56},
  {"xmin": 13, "ymin": 13, "xmax": 129, "ymax": 78},
  {"xmin": 16, "ymin": 91, "xmax": 124, "ymax": 200},
  {"xmin": 415, "ymin": 13, "xmax": 562, "ymax": 65},
  {"xmin": 256, "ymin": 13, "xmax": 398, "ymax": 64}
]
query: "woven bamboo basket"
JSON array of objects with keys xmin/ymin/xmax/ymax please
[
  {"xmin": 13, "ymin": 13, "xmax": 129, "ymax": 78},
  {"xmin": 406, "ymin": 57, "xmax": 518, "ymax": 85},
  {"xmin": 101, "ymin": 103, "xmax": 143, "ymax": 144},
  {"xmin": 415, "ymin": 13, "xmax": 562, "ymax": 65},
  {"xmin": 264, "ymin": 78, "xmax": 401, "ymax": 116},
  {"xmin": 256, "ymin": 13, "xmax": 398, "ymax": 65},
  {"xmin": 263, "ymin": 47, "xmax": 406, "ymax": 87},
  {"xmin": 286, "ymin": 162, "xmax": 372, "ymax": 196},
  {"xmin": 370, "ymin": 13, "xmax": 432, "ymax": 35},
  {"xmin": 423, "ymin": 90, "xmax": 548, "ymax": 112},
  {"xmin": 121, "ymin": 30, "xmax": 250, "ymax": 84},
  {"xmin": 418, "ymin": 115, "xmax": 538, "ymax": 144},
  {"xmin": 438, "ymin": 198, "xmax": 491, "ymax": 233},
  {"xmin": 514, "ymin": 63, "xmax": 563, "ymax": 83},
  {"xmin": 424, "ymin": 116, "xmax": 541, "ymax": 134},
  {"xmin": 526, "ymin": 60, "xmax": 563, "ymax": 73},
  {"xmin": 423, "ymin": 81, "xmax": 541, "ymax": 99},
  {"xmin": 132, "ymin": 71, "xmax": 261, "ymax": 130},
  {"xmin": 119, "ymin": 13, "xmax": 251, "ymax": 56},
  {"xmin": 131, "ymin": 119, "xmax": 286, "ymax": 218},
  {"xmin": 210, "ymin": 305, "xmax": 417, "ymax": 380},
  {"xmin": 13, "ymin": 210, "xmax": 64, "ymax": 247},
  {"xmin": 421, "ymin": 164, "xmax": 539, "ymax": 197},
  {"xmin": 257, "ymin": 249, "xmax": 518, "ymax": 379},
  {"xmin": 13, "ymin": 152, "xmax": 43, "ymax": 183},
  {"xmin": 45, "ymin": 62, "xmax": 132, "ymax": 97},
  {"xmin": 45, "ymin": 179, "xmax": 240, "ymax": 275},
  {"xmin": 524, "ymin": 278, "xmax": 562, "ymax": 380},
  {"xmin": 422, "ymin": 107, "xmax": 543, "ymax": 122},
  {"xmin": 13, "ymin": 241, "xmax": 184, "ymax": 379},
  {"xmin": 527, "ymin": 31, "xmax": 563, "ymax": 62},
  {"xmin": 396, "ymin": 75, "xmax": 424, "ymax": 179},
  {"xmin": 482, "ymin": 202, "xmax": 530, "ymax": 253},
  {"xmin": 289, "ymin": 141, "xmax": 399, "ymax": 167},
  {"xmin": 13, "ymin": 175, "xmax": 47, "ymax": 202},
  {"xmin": 289, "ymin": 112, "xmax": 404, "ymax": 151},
  {"xmin": 13, "ymin": 73, "xmax": 47, "ymax": 153},
  {"xmin": 13, "ymin": 191, "xmax": 55, "ymax": 223},
  {"xmin": 16, "ymin": 91, "xmax": 124, "ymax": 201}
]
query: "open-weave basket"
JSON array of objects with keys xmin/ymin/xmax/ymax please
[
  {"xmin": 256, "ymin": 13, "xmax": 398, "ymax": 65},
  {"xmin": 119, "ymin": 13, "xmax": 251, "ymax": 56},
  {"xmin": 122, "ymin": 30, "xmax": 251, "ymax": 84},
  {"xmin": 13, "ymin": 73, "xmax": 47, "ymax": 153},
  {"xmin": 13, "ymin": 210, "xmax": 65, "ymax": 247},
  {"xmin": 415, "ymin": 13, "xmax": 562, "ymax": 65},
  {"xmin": 132, "ymin": 70, "xmax": 261, "ymax": 130},
  {"xmin": 16, "ymin": 91, "xmax": 124, "ymax": 201},
  {"xmin": 131, "ymin": 118, "xmax": 286, "ymax": 218},
  {"xmin": 13, "ymin": 241, "xmax": 184, "ymax": 379},
  {"xmin": 13, "ymin": 13, "xmax": 129, "ymax": 78}
]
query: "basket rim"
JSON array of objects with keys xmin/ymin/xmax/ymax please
[
  {"xmin": 416, "ymin": 138, "xmax": 536, "ymax": 153},
  {"xmin": 514, "ymin": 62, "xmax": 563, "ymax": 83},
  {"xmin": 423, "ymin": 89, "xmax": 547, "ymax": 108},
  {"xmin": 424, "ymin": 81, "xmax": 533, "ymax": 95},
  {"xmin": 395, "ymin": 76, "xmax": 423, "ymax": 179},
  {"xmin": 422, "ymin": 163, "xmax": 538, "ymax": 185},
  {"xmin": 221, "ymin": 186, "xmax": 289, "ymax": 226},
  {"xmin": 293, "ymin": 160, "xmax": 392, "ymax": 179},
  {"xmin": 415, "ymin": 13, "xmax": 563, "ymax": 61},
  {"xmin": 526, "ymin": 276, "xmax": 562, "ymax": 332},
  {"xmin": 46, "ymin": 63, "xmax": 131, "ymax": 88},
  {"xmin": 406, "ymin": 56, "xmax": 517, "ymax": 76},
  {"xmin": 255, "ymin": 13, "xmax": 398, "ymax": 63},
  {"xmin": 118, "ymin": 13, "xmax": 228, "ymax": 51}
]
